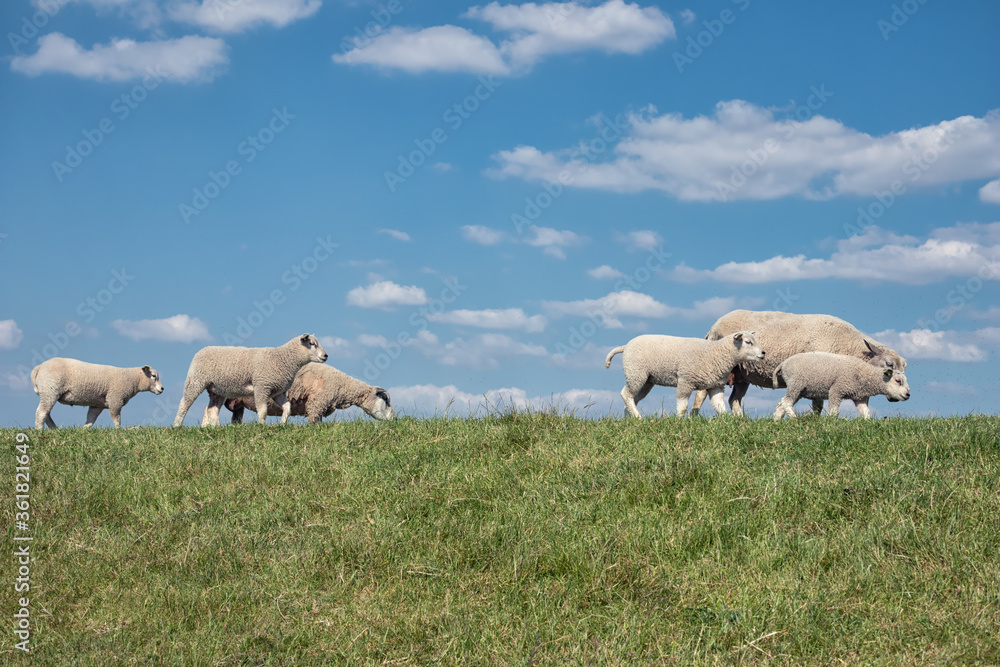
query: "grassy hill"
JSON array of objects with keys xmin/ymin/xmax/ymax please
[{"xmin": 3, "ymin": 415, "xmax": 999, "ymax": 665}]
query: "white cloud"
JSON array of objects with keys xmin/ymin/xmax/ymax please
[
  {"xmin": 465, "ymin": 0, "xmax": 674, "ymax": 72},
  {"xmin": 386, "ymin": 382, "xmax": 622, "ymax": 416},
  {"xmin": 400, "ymin": 331, "xmax": 546, "ymax": 369},
  {"xmin": 379, "ymin": 229, "xmax": 411, "ymax": 242},
  {"xmin": 872, "ymin": 328, "xmax": 992, "ymax": 362},
  {"xmin": 980, "ymin": 178, "xmax": 1000, "ymax": 204},
  {"xmin": 617, "ymin": 229, "xmax": 663, "ymax": 251},
  {"xmin": 427, "ymin": 308, "xmax": 547, "ymax": 332},
  {"xmin": 673, "ymin": 222, "xmax": 1000, "ymax": 285},
  {"xmin": 924, "ymin": 380, "xmax": 977, "ymax": 397},
  {"xmin": 525, "ymin": 225, "xmax": 584, "ymax": 259},
  {"xmin": 333, "ymin": 25, "xmax": 509, "ymax": 74},
  {"xmin": 0, "ymin": 320, "xmax": 24, "ymax": 350},
  {"xmin": 11, "ymin": 33, "xmax": 229, "ymax": 83},
  {"xmin": 334, "ymin": 0, "xmax": 673, "ymax": 75},
  {"xmin": 679, "ymin": 9, "xmax": 695, "ymax": 24},
  {"xmin": 346, "ymin": 280, "xmax": 429, "ymax": 310},
  {"xmin": 588, "ymin": 265, "xmax": 625, "ymax": 279},
  {"xmin": 490, "ymin": 102, "xmax": 1000, "ymax": 201},
  {"xmin": 171, "ymin": 0, "xmax": 321, "ymax": 32},
  {"xmin": 318, "ymin": 335, "xmax": 362, "ymax": 359},
  {"xmin": 542, "ymin": 290, "xmax": 736, "ymax": 328},
  {"xmin": 111, "ymin": 314, "xmax": 212, "ymax": 343},
  {"xmin": 461, "ymin": 225, "xmax": 506, "ymax": 245}
]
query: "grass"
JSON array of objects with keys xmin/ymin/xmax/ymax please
[{"xmin": 3, "ymin": 414, "xmax": 999, "ymax": 665}]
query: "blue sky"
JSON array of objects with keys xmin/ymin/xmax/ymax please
[{"xmin": 1, "ymin": 0, "xmax": 998, "ymax": 426}]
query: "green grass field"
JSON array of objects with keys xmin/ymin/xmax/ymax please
[{"xmin": 3, "ymin": 414, "xmax": 999, "ymax": 665}]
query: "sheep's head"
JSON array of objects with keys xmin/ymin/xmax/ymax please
[
  {"xmin": 299, "ymin": 334, "xmax": 329, "ymax": 363},
  {"xmin": 864, "ymin": 339, "xmax": 907, "ymax": 371},
  {"xmin": 365, "ymin": 387, "xmax": 395, "ymax": 421},
  {"xmin": 882, "ymin": 367, "xmax": 911, "ymax": 402},
  {"xmin": 142, "ymin": 365, "xmax": 165, "ymax": 394},
  {"xmin": 732, "ymin": 331, "xmax": 765, "ymax": 363}
]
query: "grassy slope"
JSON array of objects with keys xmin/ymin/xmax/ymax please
[{"xmin": 3, "ymin": 415, "xmax": 999, "ymax": 665}]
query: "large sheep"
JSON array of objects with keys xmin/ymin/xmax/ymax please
[
  {"xmin": 692, "ymin": 310, "xmax": 907, "ymax": 417},
  {"xmin": 605, "ymin": 331, "xmax": 765, "ymax": 417},
  {"xmin": 173, "ymin": 334, "xmax": 328, "ymax": 427},
  {"xmin": 31, "ymin": 358, "xmax": 164, "ymax": 429},
  {"xmin": 772, "ymin": 351, "xmax": 911, "ymax": 420},
  {"xmin": 216, "ymin": 364, "xmax": 395, "ymax": 424}
]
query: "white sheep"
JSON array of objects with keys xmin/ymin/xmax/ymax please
[
  {"xmin": 216, "ymin": 364, "xmax": 395, "ymax": 424},
  {"xmin": 605, "ymin": 332, "xmax": 765, "ymax": 417},
  {"xmin": 772, "ymin": 351, "xmax": 911, "ymax": 420},
  {"xmin": 173, "ymin": 334, "xmax": 328, "ymax": 427},
  {"xmin": 692, "ymin": 310, "xmax": 907, "ymax": 417},
  {"xmin": 31, "ymin": 358, "xmax": 164, "ymax": 429}
]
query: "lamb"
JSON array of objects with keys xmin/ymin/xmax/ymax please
[
  {"xmin": 772, "ymin": 351, "xmax": 910, "ymax": 420},
  {"xmin": 31, "ymin": 358, "xmax": 164, "ymax": 429},
  {"xmin": 216, "ymin": 364, "xmax": 395, "ymax": 424},
  {"xmin": 605, "ymin": 331, "xmax": 765, "ymax": 417},
  {"xmin": 173, "ymin": 334, "xmax": 328, "ymax": 427},
  {"xmin": 692, "ymin": 310, "xmax": 907, "ymax": 417}
]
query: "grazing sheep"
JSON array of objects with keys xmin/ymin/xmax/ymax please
[
  {"xmin": 173, "ymin": 334, "xmax": 328, "ymax": 427},
  {"xmin": 772, "ymin": 351, "xmax": 911, "ymax": 420},
  {"xmin": 605, "ymin": 332, "xmax": 765, "ymax": 417},
  {"xmin": 217, "ymin": 364, "xmax": 395, "ymax": 424},
  {"xmin": 31, "ymin": 358, "xmax": 164, "ymax": 429},
  {"xmin": 692, "ymin": 310, "xmax": 907, "ymax": 417}
]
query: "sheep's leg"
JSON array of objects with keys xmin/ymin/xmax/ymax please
[
  {"xmin": 691, "ymin": 389, "xmax": 708, "ymax": 416},
  {"xmin": 230, "ymin": 403, "xmax": 245, "ymax": 424},
  {"xmin": 728, "ymin": 382, "xmax": 749, "ymax": 417},
  {"xmin": 35, "ymin": 398, "xmax": 57, "ymax": 430},
  {"xmin": 202, "ymin": 391, "xmax": 224, "ymax": 426},
  {"xmin": 675, "ymin": 383, "xmax": 694, "ymax": 417},
  {"xmin": 173, "ymin": 382, "xmax": 205, "ymax": 427},
  {"xmin": 83, "ymin": 406, "xmax": 103, "ymax": 428},
  {"xmin": 774, "ymin": 394, "xmax": 794, "ymax": 421},
  {"xmin": 620, "ymin": 385, "xmax": 642, "ymax": 418},
  {"xmin": 707, "ymin": 387, "xmax": 727, "ymax": 415},
  {"xmin": 274, "ymin": 392, "xmax": 291, "ymax": 424},
  {"xmin": 306, "ymin": 399, "xmax": 325, "ymax": 425},
  {"xmin": 252, "ymin": 388, "xmax": 272, "ymax": 425},
  {"xmin": 854, "ymin": 399, "xmax": 871, "ymax": 419},
  {"xmin": 108, "ymin": 403, "xmax": 124, "ymax": 428},
  {"xmin": 811, "ymin": 399, "xmax": 824, "ymax": 415},
  {"xmin": 827, "ymin": 396, "xmax": 842, "ymax": 418}
]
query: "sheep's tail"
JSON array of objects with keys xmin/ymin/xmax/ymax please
[
  {"xmin": 772, "ymin": 362, "xmax": 785, "ymax": 389},
  {"xmin": 605, "ymin": 346, "xmax": 625, "ymax": 369},
  {"xmin": 30, "ymin": 366, "xmax": 40, "ymax": 395}
]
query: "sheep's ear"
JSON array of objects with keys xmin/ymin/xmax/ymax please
[
  {"xmin": 300, "ymin": 334, "xmax": 311, "ymax": 343},
  {"xmin": 883, "ymin": 368, "xmax": 893, "ymax": 380},
  {"xmin": 733, "ymin": 332, "xmax": 744, "ymax": 342},
  {"xmin": 864, "ymin": 339, "xmax": 879, "ymax": 356},
  {"xmin": 142, "ymin": 365, "xmax": 151, "ymax": 373},
  {"xmin": 375, "ymin": 388, "xmax": 391, "ymax": 406}
]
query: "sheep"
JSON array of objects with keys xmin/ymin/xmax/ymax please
[
  {"xmin": 173, "ymin": 334, "xmax": 328, "ymax": 427},
  {"xmin": 216, "ymin": 364, "xmax": 395, "ymax": 424},
  {"xmin": 691, "ymin": 310, "xmax": 907, "ymax": 417},
  {"xmin": 772, "ymin": 351, "xmax": 911, "ymax": 420},
  {"xmin": 31, "ymin": 358, "xmax": 164, "ymax": 429},
  {"xmin": 605, "ymin": 331, "xmax": 765, "ymax": 417}
]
